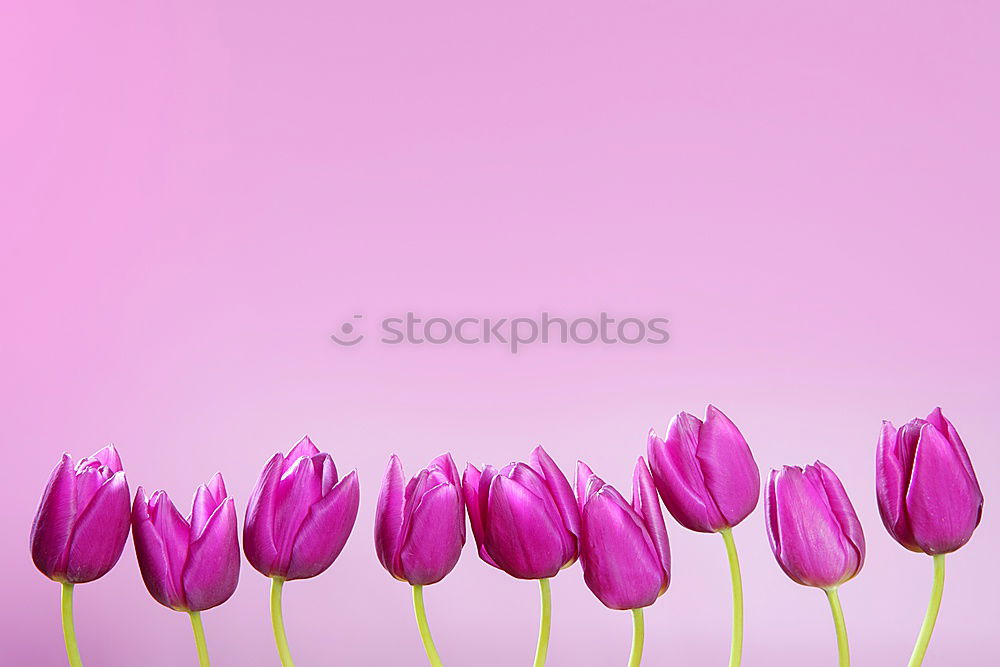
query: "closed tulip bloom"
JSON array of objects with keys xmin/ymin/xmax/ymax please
[
  {"xmin": 30, "ymin": 445, "xmax": 131, "ymax": 584},
  {"xmin": 132, "ymin": 473, "xmax": 240, "ymax": 612},
  {"xmin": 765, "ymin": 462, "xmax": 865, "ymax": 589},
  {"xmin": 464, "ymin": 446, "xmax": 579, "ymax": 667},
  {"xmin": 244, "ymin": 436, "xmax": 360, "ymax": 581},
  {"xmin": 576, "ymin": 458, "xmax": 670, "ymax": 611},
  {"xmin": 647, "ymin": 405, "xmax": 759, "ymax": 533},
  {"xmin": 376, "ymin": 453, "xmax": 465, "ymax": 586},
  {"xmin": 463, "ymin": 446, "xmax": 579, "ymax": 580},
  {"xmin": 876, "ymin": 408, "xmax": 983, "ymax": 555}
]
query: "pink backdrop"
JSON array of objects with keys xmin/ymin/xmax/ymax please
[{"xmin": 2, "ymin": 2, "xmax": 997, "ymax": 665}]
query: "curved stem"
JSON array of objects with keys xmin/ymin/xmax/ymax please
[
  {"xmin": 188, "ymin": 612, "xmax": 211, "ymax": 667},
  {"xmin": 908, "ymin": 554, "xmax": 946, "ymax": 667},
  {"xmin": 270, "ymin": 577, "xmax": 295, "ymax": 667},
  {"xmin": 412, "ymin": 585, "xmax": 444, "ymax": 666},
  {"xmin": 61, "ymin": 583, "xmax": 83, "ymax": 667},
  {"xmin": 533, "ymin": 578, "xmax": 552, "ymax": 667},
  {"xmin": 628, "ymin": 608, "xmax": 645, "ymax": 667},
  {"xmin": 720, "ymin": 528, "xmax": 744, "ymax": 667},
  {"xmin": 825, "ymin": 587, "xmax": 850, "ymax": 667}
]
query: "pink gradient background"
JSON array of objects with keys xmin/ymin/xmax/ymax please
[{"xmin": 2, "ymin": 2, "xmax": 997, "ymax": 665}]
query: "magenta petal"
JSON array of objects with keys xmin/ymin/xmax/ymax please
[
  {"xmin": 463, "ymin": 464, "xmax": 499, "ymax": 568},
  {"xmin": 89, "ymin": 445, "xmax": 123, "ymax": 474},
  {"xmin": 906, "ymin": 424, "xmax": 984, "ymax": 554},
  {"xmin": 875, "ymin": 420, "xmax": 917, "ymax": 550},
  {"xmin": 633, "ymin": 457, "xmax": 670, "ymax": 578},
  {"xmin": 398, "ymin": 483, "xmax": 465, "ymax": 585},
  {"xmin": 243, "ymin": 453, "xmax": 283, "ymax": 576},
  {"xmin": 190, "ymin": 474, "xmax": 226, "ymax": 541},
  {"xmin": 925, "ymin": 408, "xmax": 982, "ymax": 497},
  {"xmin": 286, "ymin": 470, "xmax": 360, "ymax": 580},
  {"xmin": 183, "ymin": 498, "xmax": 240, "ymax": 611},
  {"xmin": 769, "ymin": 466, "xmax": 853, "ymax": 589},
  {"xmin": 805, "ymin": 462, "xmax": 864, "ymax": 578},
  {"xmin": 575, "ymin": 461, "xmax": 595, "ymax": 516},
  {"xmin": 530, "ymin": 446, "xmax": 581, "ymax": 539},
  {"xmin": 271, "ymin": 456, "xmax": 324, "ymax": 570},
  {"xmin": 375, "ymin": 455, "xmax": 406, "ymax": 578},
  {"xmin": 30, "ymin": 454, "xmax": 76, "ymax": 581},
  {"xmin": 430, "ymin": 453, "xmax": 461, "ymax": 486},
  {"xmin": 483, "ymin": 475, "xmax": 566, "ymax": 579},
  {"xmin": 132, "ymin": 488, "xmax": 184, "ymax": 609},
  {"xmin": 283, "ymin": 436, "xmax": 321, "ymax": 471},
  {"xmin": 581, "ymin": 486, "xmax": 665, "ymax": 610},
  {"xmin": 648, "ymin": 425, "xmax": 722, "ymax": 533},
  {"xmin": 65, "ymin": 472, "xmax": 131, "ymax": 584},
  {"xmin": 697, "ymin": 405, "xmax": 760, "ymax": 527}
]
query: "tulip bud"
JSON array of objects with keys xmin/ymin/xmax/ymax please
[
  {"xmin": 765, "ymin": 462, "xmax": 865, "ymax": 589},
  {"xmin": 463, "ymin": 446, "xmax": 579, "ymax": 579},
  {"xmin": 647, "ymin": 405, "xmax": 759, "ymax": 533},
  {"xmin": 30, "ymin": 446, "xmax": 131, "ymax": 584},
  {"xmin": 132, "ymin": 474, "xmax": 240, "ymax": 612},
  {"xmin": 876, "ymin": 408, "xmax": 983, "ymax": 555},
  {"xmin": 576, "ymin": 458, "xmax": 670, "ymax": 610},
  {"xmin": 375, "ymin": 453, "xmax": 466, "ymax": 585},
  {"xmin": 244, "ymin": 436, "xmax": 360, "ymax": 581}
]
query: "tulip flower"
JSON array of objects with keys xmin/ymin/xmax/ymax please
[
  {"xmin": 132, "ymin": 474, "xmax": 240, "ymax": 666},
  {"xmin": 375, "ymin": 453, "xmax": 465, "ymax": 666},
  {"xmin": 647, "ymin": 406, "xmax": 758, "ymax": 667},
  {"xmin": 765, "ymin": 462, "xmax": 865, "ymax": 667},
  {"xmin": 244, "ymin": 436, "xmax": 360, "ymax": 667},
  {"xmin": 30, "ymin": 445, "xmax": 131, "ymax": 667},
  {"xmin": 463, "ymin": 446, "xmax": 579, "ymax": 667},
  {"xmin": 576, "ymin": 458, "xmax": 670, "ymax": 667},
  {"xmin": 876, "ymin": 408, "xmax": 983, "ymax": 667}
]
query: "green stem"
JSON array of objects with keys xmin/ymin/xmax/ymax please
[
  {"xmin": 908, "ymin": 554, "xmax": 946, "ymax": 667},
  {"xmin": 720, "ymin": 527, "xmax": 744, "ymax": 667},
  {"xmin": 188, "ymin": 611, "xmax": 211, "ymax": 667},
  {"xmin": 825, "ymin": 587, "xmax": 850, "ymax": 667},
  {"xmin": 628, "ymin": 608, "xmax": 645, "ymax": 667},
  {"xmin": 270, "ymin": 577, "xmax": 295, "ymax": 667},
  {"xmin": 412, "ymin": 585, "xmax": 444, "ymax": 666},
  {"xmin": 61, "ymin": 583, "xmax": 83, "ymax": 667},
  {"xmin": 533, "ymin": 578, "xmax": 552, "ymax": 667}
]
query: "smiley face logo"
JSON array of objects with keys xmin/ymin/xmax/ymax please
[{"xmin": 330, "ymin": 315, "xmax": 365, "ymax": 346}]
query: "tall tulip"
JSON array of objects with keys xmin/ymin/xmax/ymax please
[
  {"xmin": 647, "ymin": 406, "xmax": 758, "ymax": 667},
  {"xmin": 463, "ymin": 446, "xmax": 579, "ymax": 667},
  {"xmin": 375, "ymin": 453, "xmax": 465, "ymax": 666},
  {"xmin": 30, "ymin": 445, "xmax": 131, "ymax": 667},
  {"xmin": 132, "ymin": 474, "xmax": 240, "ymax": 666},
  {"xmin": 244, "ymin": 436, "xmax": 360, "ymax": 667},
  {"xmin": 876, "ymin": 408, "xmax": 983, "ymax": 667},
  {"xmin": 576, "ymin": 458, "xmax": 670, "ymax": 666},
  {"xmin": 765, "ymin": 462, "xmax": 865, "ymax": 667}
]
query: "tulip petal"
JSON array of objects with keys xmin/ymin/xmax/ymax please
[
  {"xmin": 133, "ymin": 488, "xmax": 185, "ymax": 609},
  {"xmin": 191, "ymin": 474, "xmax": 226, "ymax": 541},
  {"xmin": 483, "ymin": 474, "xmax": 567, "ymax": 579},
  {"xmin": 183, "ymin": 497, "xmax": 240, "ymax": 611},
  {"xmin": 286, "ymin": 470, "xmax": 360, "ymax": 580},
  {"xmin": 875, "ymin": 420, "xmax": 918, "ymax": 550},
  {"xmin": 66, "ymin": 472, "xmax": 131, "ymax": 584},
  {"xmin": 283, "ymin": 436, "xmax": 321, "ymax": 472},
  {"xmin": 697, "ymin": 405, "xmax": 760, "ymax": 526},
  {"xmin": 430, "ymin": 453, "xmax": 461, "ymax": 486},
  {"xmin": 375, "ymin": 455, "xmax": 406, "ymax": 577},
  {"xmin": 89, "ymin": 445, "xmax": 123, "ymax": 474},
  {"xmin": 648, "ymin": 425, "xmax": 723, "ymax": 533},
  {"xmin": 575, "ymin": 461, "xmax": 595, "ymax": 516},
  {"xmin": 805, "ymin": 462, "xmax": 864, "ymax": 578},
  {"xmin": 271, "ymin": 455, "xmax": 324, "ymax": 572},
  {"xmin": 926, "ymin": 408, "xmax": 982, "ymax": 495},
  {"xmin": 769, "ymin": 466, "xmax": 852, "ymax": 588},
  {"xmin": 30, "ymin": 454, "xmax": 76, "ymax": 581},
  {"xmin": 463, "ymin": 464, "xmax": 499, "ymax": 568},
  {"xmin": 530, "ymin": 446, "xmax": 581, "ymax": 539},
  {"xmin": 398, "ymin": 483, "xmax": 465, "ymax": 585},
  {"xmin": 506, "ymin": 462, "xmax": 576, "ymax": 565},
  {"xmin": 906, "ymin": 423, "xmax": 984, "ymax": 554},
  {"xmin": 243, "ymin": 453, "xmax": 283, "ymax": 576},
  {"xmin": 581, "ymin": 486, "xmax": 665, "ymax": 610},
  {"xmin": 633, "ymin": 457, "xmax": 670, "ymax": 577}
]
